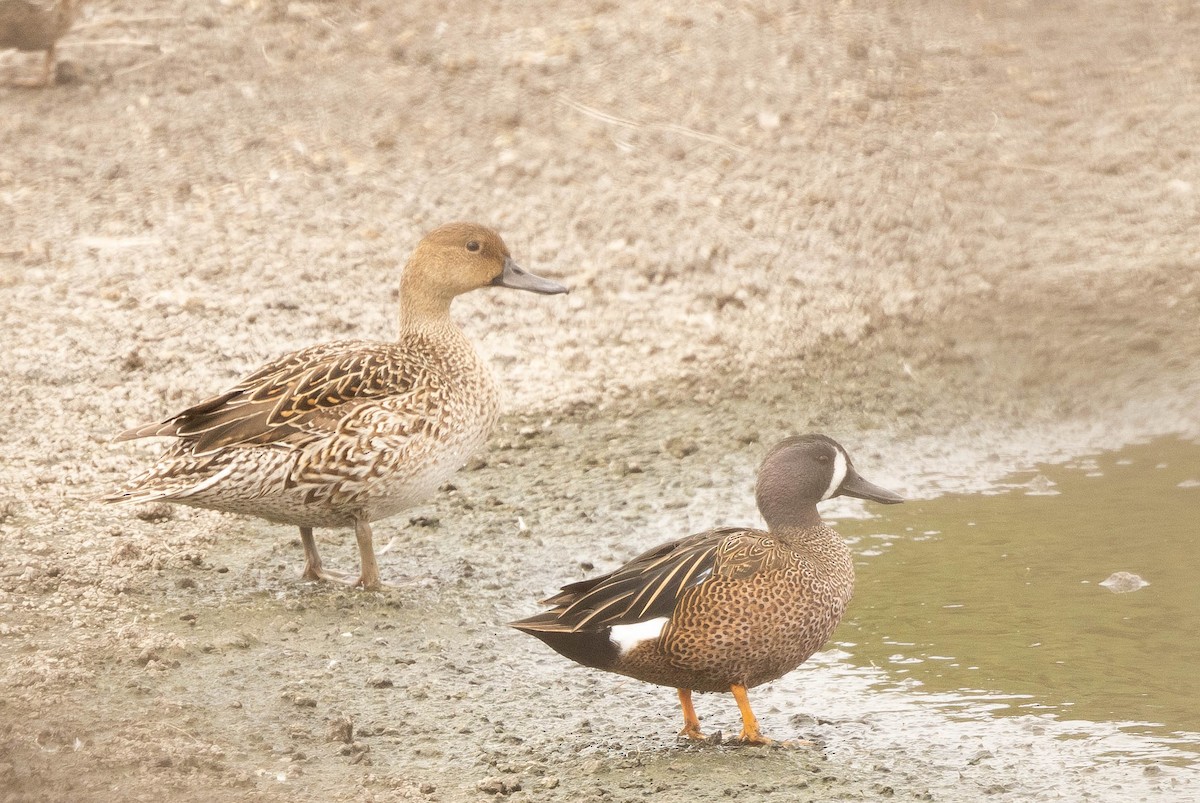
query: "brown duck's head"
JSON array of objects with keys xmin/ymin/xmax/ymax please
[
  {"xmin": 401, "ymin": 222, "xmax": 567, "ymax": 315},
  {"xmin": 754, "ymin": 434, "xmax": 903, "ymax": 530}
]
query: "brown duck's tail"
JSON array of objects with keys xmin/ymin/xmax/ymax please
[
  {"xmin": 99, "ymin": 459, "xmax": 236, "ymax": 505},
  {"xmin": 509, "ymin": 617, "xmax": 619, "ymax": 672}
]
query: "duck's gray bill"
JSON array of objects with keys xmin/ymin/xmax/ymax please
[
  {"xmin": 839, "ymin": 470, "xmax": 904, "ymax": 504},
  {"xmin": 492, "ymin": 257, "xmax": 568, "ymax": 295}
]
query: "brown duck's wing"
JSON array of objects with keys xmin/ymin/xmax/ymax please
[
  {"xmin": 117, "ymin": 341, "xmax": 424, "ymax": 454},
  {"xmin": 515, "ymin": 527, "xmax": 771, "ymax": 634}
]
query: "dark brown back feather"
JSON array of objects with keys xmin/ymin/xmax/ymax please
[
  {"xmin": 514, "ymin": 527, "xmax": 761, "ymax": 634},
  {"xmin": 116, "ymin": 340, "xmax": 425, "ymax": 454}
]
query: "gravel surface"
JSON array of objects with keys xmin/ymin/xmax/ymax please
[{"xmin": 2, "ymin": 1, "xmax": 1199, "ymax": 801}]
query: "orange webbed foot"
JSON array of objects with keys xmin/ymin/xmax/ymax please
[{"xmin": 676, "ymin": 689, "xmax": 707, "ymax": 741}]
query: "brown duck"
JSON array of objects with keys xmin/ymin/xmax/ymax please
[
  {"xmin": 0, "ymin": 0, "xmax": 81, "ymax": 87},
  {"xmin": 105, "ymin": 223, "xmax": 567, "ymax": 590},
  {"xmin": 512, "ymin": 434, "xmax": 903, "ymax": 744}
]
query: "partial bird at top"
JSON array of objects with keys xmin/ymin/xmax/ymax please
[{"xmin": 0, "ymin": 0, "xmax": 82, "ymax": 87}]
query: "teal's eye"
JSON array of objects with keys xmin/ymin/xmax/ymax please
[{"xmin": 466, "ymin": 241, "xmax": 481, "ymax": 252}]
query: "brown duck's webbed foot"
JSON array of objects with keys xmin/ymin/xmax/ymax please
[
  {"xmin": 300, "ymin": 526, "xmax": 339, "ymax": 581},
  {"xmin": 298, "ymin": 526, "xmax": 360, "ymax": 585},
  {"xmin": 299, "ymin": 524, "xmax": 391, "ymax": 589},
  {"xmin": 676, "ymin": 688, "xmax": 706, "ymax": 741},
  {"xmin": 301, "ymin": 565, "xmax": 358, "ymax": 584}
]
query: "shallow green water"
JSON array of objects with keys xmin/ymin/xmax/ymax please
[{"xmin": 833, "ymin": 437, "xmax": 1200, "ymax": 754}]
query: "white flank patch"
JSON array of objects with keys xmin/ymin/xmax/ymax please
[
  {"xmin": 609, "ymin": 617, "xmax": 669, "ymax": 654},
  {"xmin": 822, "ymin": 449, "xmax": 848, "ymax": 501}
]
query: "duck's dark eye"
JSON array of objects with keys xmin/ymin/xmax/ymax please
[
  {"xmin": 817, "ymin": 454, "xmax": 830, "ymax": 463},
  {"xmin": 466, "ymin": 241, "xmax": 481, "ymax": 253}
]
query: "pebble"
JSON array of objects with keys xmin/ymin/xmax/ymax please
[
  {"xmin": 1098, "ymin": 571, "xmax": 1149, "ymax": 593},
  {"xmin": 477, "ymin": 777, "xmax": 522, "ymax": 795},
  {"xmin": 608, "ymin": 459, "xmax": 644, "ymax": 476},
  {"xmin": 663, "ymin": 437, "xmax": 699, "ymax": 458},
  {"xmin": 327, "ymin": 717, "xmax": 354, "ymax": 743}
]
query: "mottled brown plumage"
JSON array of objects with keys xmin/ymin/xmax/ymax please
[
  {"xmin": 512, "ymin": 434, "xmax": 903, "ymax": 744},
  {"xmin": 105, "ymin": 222, "xmax": 567, "ymax": 590},
  {"xmin": 0, "ymin": 0, "xmax": 80, "ymax": 87}
]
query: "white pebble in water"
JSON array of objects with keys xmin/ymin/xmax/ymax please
[{"xmin": 1098, "ymin": 572, "xmax": 1149, "ymax": 593}]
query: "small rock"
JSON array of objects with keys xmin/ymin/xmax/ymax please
[
  {"xmin": 292, "ymin": 696, "xmax": 317, "ymax": 708},
  {"xmin": 663, "ymin": 437, "xmax": 699, "ymax": 459},
  {"xmin": 608, "ymin": 459, "xmax": 643, "ymax": 476},
  {"xmin": 477, "ymin": 777, "xmax": 522, "ymax": 795},
  {"xmin": 327, "ymin": 716, "xmax": 353, "ymax": 743},
  {"xmin": 1099, "ymin": 571, "xmax": 1149, "ymax": 593},
  {"xmin": 368, "ymin": 677, "xmax": 393, "ymax": 689},
  {"xmin": 967, "ymin": 750, "xmax": 993, "ymax": 765},
  {"xmin": 54, "ymin": 60, "xmax": 82, "ymax": 85},
  {"xmin": 1024, "ymin": 474, "xmax": 1059, "ymax": 496},
  {"xmin": 135, "ymin": 503, "xmax": 175, "ymax": 523},
  {"xmin": 756, "ymin": 110, "xmax": 781, "ymax": 130},
  {"xmin": 735, "ymin": 430, "xmax": 760, "ymax": 445}
]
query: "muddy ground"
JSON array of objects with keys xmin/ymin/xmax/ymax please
[{"xmin": 2, "ymin": 0, "xmax": 1200, "ymax": 800}]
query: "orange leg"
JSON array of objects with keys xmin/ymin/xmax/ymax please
[
  {"xmin": 677, "ymin": 689, "xmax": 705, "ymax": 740},
  {"xmin": 730, "ymin": 684, "xmax": 772, "ymax": 745}
]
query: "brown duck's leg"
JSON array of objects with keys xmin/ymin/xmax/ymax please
[
  {"xmin": 677, "ymin": 689, "xmax": 705, "ymax": 740},
  {"xmin": 353, "ymin": 516, "xmax": 383, "ymax": 590},
  {"xmin": 730, "ymin": 684, "xmax": 772, "ymax": 745},
  {"xmin": 299, "ymin": 526, "xmax": 353, "ymax": 583},
  {"xmin": 41, "ymin": 46, "xmax": 55, "ymax": 87}
]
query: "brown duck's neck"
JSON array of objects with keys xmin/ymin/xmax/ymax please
[
  {"xmin": 397, "ymin": 277, "xmax": 457, "ymax": 332},
  {"xmin": 396, "ymin": 303, "xmax": 479, "ymax": 365},
  {"xmin": 397, "ymin": 300, "xmax": 453, "ymax": 332}
]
